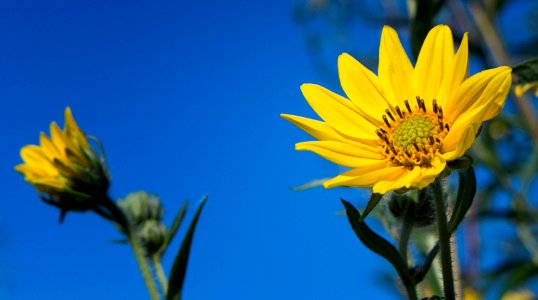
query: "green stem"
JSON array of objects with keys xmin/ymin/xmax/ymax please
[
  {"xmin": 433, "ymin": 179, "xmax": 455, "ymax": 300},
  {"xmin": 152, "ymin": 255, "xmax": 169, "ymax": 294},
  {"xmin": 101, "ymin": 197, "xmax": 161, "ymax": 300},
  {"xmin": 398, "ymin": 217, "xmax": 414, "ymax": 268}
]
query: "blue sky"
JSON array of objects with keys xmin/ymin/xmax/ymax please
[
  {"xmin": 0, "ymin": 0, "xmax": 399, "ymax": 299},
  {"xmin": 1, "ymin": 0, "xmax": 535, "ymax": 299}
]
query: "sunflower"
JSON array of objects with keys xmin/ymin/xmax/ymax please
[
  {"xmin": 282, "ymin": 25, "xmax": 511, "ymax": 194},
  {"xmin": 16, "ymin": 107, "xmax": 109, "ymax": 210}
]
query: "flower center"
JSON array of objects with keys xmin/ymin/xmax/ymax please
[{"xmin": 376, "ymin": 97, "xmax": 450, "ymax": 168}]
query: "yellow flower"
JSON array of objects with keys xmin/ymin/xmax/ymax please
[
  {"xmin": 16, "ymin": 107, "xmax": 109, "ymax": 212},
  {"xmin": 464, "ymin": 288, "xmax": 481, "ymax": 300},
  {"xmin": 503, "ymin": 290, "xmax": 535, "ymax": 300},
  {"xmin": 282, "ymin": 25, "xmax": 511, "ymax": 194},
  {"xmin": 514, "ymin": 82, "xmax": 538, "ymax": 98}
]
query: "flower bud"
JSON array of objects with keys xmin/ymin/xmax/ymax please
[
  {"xmin": 388, "ymin": 194, "xmax": 414, "ymax": 219},
  {"xmin": 414, "ymin": 187, "xmax": 436, "ymax": 227},
  {"xmin": 117, "ymin": 192, "xmax": 163, "ymax": 226},
  {"xmin": 388, "ymin": 188, "xmax": 435, "ymax": 227},
  {"xmin": 15, "ymin": 107, "xmax": 110, "ymax": 219},
  {"xmin": 139, "ymin": 220, "xmax": 167, "ymax": 256}
]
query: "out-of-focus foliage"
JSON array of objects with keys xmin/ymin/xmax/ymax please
[{"xmin": 293, "ymin": 0, "xmax": 538, "ymax": 298}]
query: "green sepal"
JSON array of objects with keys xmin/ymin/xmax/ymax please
[
  {"xmin": 166, "ymin": 195, "xmax": 207, "ymax": 300},
  {"xmin": 513, "ymin": 58, "xmax": 538, "ymax": 84},
  {"xmin": 341, "ymin": 199, "xmax": 412, "ymax": 287},
  {"xmin": 446, "ymin": 155, "xmax": 473, "ymax": 171},
  {"xmin": 448, "ymin": 167, "xmax": 476, "ymax": 233},
  {"xmin": 359, "ymin": 193, "xmax": 383, "ymax": 221},
  {"xmin": 157, "ymin": 199, "xmax": 189, "ymax": 257}
]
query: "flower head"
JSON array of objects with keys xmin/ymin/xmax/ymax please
[
  {"xmin": 118, "ymin": 192, "xmax": 167, "ymax": 256},
  {"xmin": 16, "ymin": 107, "xmax": 110, "ymax": 213},
  {"xmin": 282, "ymin": 25, "xmax": 511, "ymax": 194},
  {"xmin": 118, "ymin": 191, "xmax": 164, "ymax": 226}
]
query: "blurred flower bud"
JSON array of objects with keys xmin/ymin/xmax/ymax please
[
  {"xmin": 118, "ymin": 192, "xmax": 163, "ymax": 226},
  {"xmin": 139, "ymin": 220, "xmax": 167, "ymax": 256},
  {"xmin": 389, "ymin": 188, "xmax": 435, "ymax": 227},
  {"xmin": 414, "ymin": 187, "xmax": 436, "ymax": 227},
  {"xmin": 388, "ymin": 194, "xmax": 414, "ymax": 219},
  {"xmin": 15, "ymin": 107, "xmax": 110, "ymax": 219}
]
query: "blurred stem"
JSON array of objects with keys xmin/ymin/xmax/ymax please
[
  {"xmin": 153, "ymin": 255, "xmax": 169, "ymax": 294},
  {"xmin": 433, "ymin": 179, "xmax": 455, "ymax": 300},
  {"xmin": 403, "ymin": 276, "xmax": 418, "ymax": 300},
  {"xmin": 101, "ymin": 197, "xmax": 161, "ymax": 300},
  {"xmin": 468, "ymin": 1, "xmax": 538, "ymax": 144},
  {"xmin": 398, "ymin": 216, "xmax": 414, "ymax": 269}
]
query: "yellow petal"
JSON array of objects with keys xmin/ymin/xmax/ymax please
[
  {"xmin": 378, "ymin": 25, "xmax": 414, "ymax": 109},
  {"xmin": 296, "ymin": 141, "xmax": 385, "ymax": 167},
  {"xmin": 64, "ymin": 107, "xmax": 90, "ymax": 149},
  {"xmin": 280, "ymin": 114, "xmax": 345, "ymax": 142},
  {"xmin": 413, "ymin": 25, "xmax": 454, "ymax": 102},
  {"xmin": 414, "ymin": 157, "xmax": 446, "ymax": 189},
  {"xmin": 15, "ymin": 164, "xmax": 49, "ymax": 179},
  {"xmin": 50, "ymin": 122, "xmax": 67, "ymax": 153},
  {"xmin": 338, "ymin": 53, "xmax": 391, "ymax": 125},
  {"xmin": 323, "ymin": 164, "xmax": 404, "ymax": 189},
  {"xmin": 441, "ymin": 124, "xmax": 479, "ymax": 160},
  {"xmin": 446, "ymin": 66, "xmax": 512, "ymax": 127},
  {"xmin": 19, "ymin": 145, "xmax": 58, "ymax": 176},
  {"xmin": 437, "ymin": 33, "xmax": 468, "ymax": 110},
  {"xmin": 300, "ymin": 84, "xmax": 378, "ymax": 141},
  {"xmin": 33, "ymin": 177, "xmax": 65, "ymax": 190},
  {"xmin": 373, "ymin": 167, "xmax": 421, "ymax": 194},
  {"xmin": 39, "ymin": 132, "xmax": 62, "ymax": 160},
  {"xmin": 480, "ymin": 70, "xmax": 512, "ymax": 121}
]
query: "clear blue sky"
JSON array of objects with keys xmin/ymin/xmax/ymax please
[
  {"xmin": 0, "ymin": 0, "xmax": 533, "ymax": 299},
  {"xmin": 0, "ymin": 0, "xmax": 396, "ymax": 299}
]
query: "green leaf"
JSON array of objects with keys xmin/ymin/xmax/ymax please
[
  {"xmin": 513, "ymin": 58, "xmax": 538, "ymax": 84},
  {"xmin": 166, "ymin": 196, "xmax": 208, "ymax": 300},
  {"xmin": 448, "ymin": 167, "xmax": 476, "ymax": 233},
  {"xmin": 341, "ymin": 199, "xmax": 412, "ymax": 287},
  {"xmin": 158, "ymin": 199, "xmax": 189, "ymax": 257},
  {"xmin": 410, "ymin": 243, "xmax": 439, "ymax": 283},
  {"xmin": 360, "ymin": 193, "xmax": 383, "ymax": 221}
]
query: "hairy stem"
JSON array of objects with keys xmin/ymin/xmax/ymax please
[
  {"xmin": 433, "ymin": 179, "xmax": 455, "ymax": 300},
  {"xmin": 101, "ymin": 198, "xmax": 161, "ymax": 300}
]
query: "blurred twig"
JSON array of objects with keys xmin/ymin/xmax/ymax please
[{"xmin": 468, "ymin": 0, "xmax": 538, "ymax": 144}]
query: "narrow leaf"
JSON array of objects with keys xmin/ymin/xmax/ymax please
[
  {"xmin": 448, "ymin": 167, "xmax": 476, "ymax": 233},
  {"xmin": 411, "ymin": 243, "xmax": 439, "ymax": 283},
  {"xmin": 513, "ymin": 58, "xmax": 538, "ymax": 84},
  {"xmin": 359, "ymin": 193, "xmax": 383, "ymax": 221},
  {"xmin": 341, "ymin": 199, "xmax": 412, "ymax": 286},
  {"xmin": 166, "ymin": 196, "xmax": 207, "ymax": 300},
  {"xmin": 158, "ymin": 199, "xmax": 189, "ymax": 257},
  {"xmin": 498, "ymin": 263, "xmax": 538, "ymax": 298}
]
